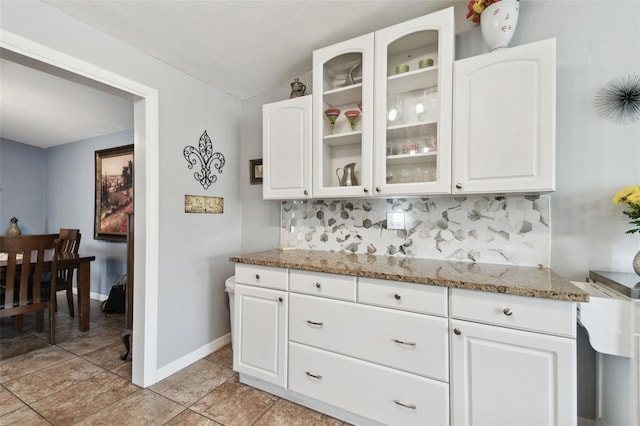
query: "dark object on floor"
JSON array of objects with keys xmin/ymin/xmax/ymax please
[{"xmin": 101, "ymin": 275, "xmax": 126, "ymax": 315}]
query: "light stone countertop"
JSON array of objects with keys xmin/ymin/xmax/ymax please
[{"xmin": 229, "ymin": 249, "xmax": 588, "ymax": 302}]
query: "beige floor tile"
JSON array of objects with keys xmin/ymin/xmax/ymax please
[
  {"xmin": 164, "ymin": 409, "xmax": 223, "ymax": 425},
  {"xmin": 0, "ymin": 385, "xmax": 26, "ymax": 416},
  {"xmin": 190, "ymin": 375, "xmax": 278, "ymax": 426},
  {"xmin": 204, "ymin": 343, "xmax": 233, "ymax": 369},
  {"xmin": 150, "ymin": 359, "xmax": 234, "ymax": 407},
  {"xmin": 0, "ymin": 334, "xmax": 49, "ymax": 361},
  {"xmin": 111, "ymin": 361, "xmax": 132, "ymax": 381},
  {"xmin": 30, "ymin": 370, "xmax": 138, "ymax": 425},
  {"xmin": 74, "ymin": 388, "xmax": 184, "ymax": 425},
  {"xmin": 4, "ymin": 356, "xmax": 104, "ymax": 404},
  {"xmin": 0, "ymin": 344, "xmax": 74, "ymax": 383},
  {"xmin": 0, "ymin": 405, "xmax": 51, "ymax": 425},
  {"xmin": 55, "ymin": 323, "xmax": 122, "ymax": 356},
  {"xmin": 82, "ymin": 341, "xmax": 130, "ymax": 371},
  {"xmin": 254, "ymin": 399, "xmax": 343, "ymax": 426}
]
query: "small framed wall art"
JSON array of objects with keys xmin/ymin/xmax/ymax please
[{"xmin": 250, "ymin": 159, "xmax": 263, "ymax": 185}]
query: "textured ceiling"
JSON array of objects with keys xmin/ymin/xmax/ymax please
[{"xmin": 2, "ymin": 0, "xmax": 473, "ymax": 148}]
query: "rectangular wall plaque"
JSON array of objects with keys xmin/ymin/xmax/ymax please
[{"xmin": 184, "ymin": 195, "xmax": 224, "ymax": 214}]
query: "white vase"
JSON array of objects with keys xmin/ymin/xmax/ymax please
[
  {"xmin": 633, "ymin": 249, "xmax": 640, "ymax": 276},
  {"xmin": 481, "ymin": 0, "xmax": 520, "ymax": 51}
]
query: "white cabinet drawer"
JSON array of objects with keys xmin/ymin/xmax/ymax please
[
  {"xmin": 290, "ymin": 293, "xmax": 448, "ymax": 381},
  {"xmin": 450, "ymin": 288, "xmax": 576, "ymax": 338},
  {"xmin": 235, "ymin": 264, "xmax": 288, "ymax": 290},
  {"xmin": 290, "ymin": 270, "xmax": 356, "ymax": 301},
  {"xmin": 358, "ymin": 277, "xmax": 448, "ymax": 316},
  {"xmin": 289, "ymin": 342, "xmax": 449, "ymax": 426}
]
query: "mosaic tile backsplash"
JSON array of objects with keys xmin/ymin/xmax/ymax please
[{"xmin": 280, "ymin": 195, "xmax": 551, "ymax": 267}]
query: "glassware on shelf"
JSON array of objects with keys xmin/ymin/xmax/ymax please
[
  {"xmin": 344, "ymin": 110, "xmax": 361, "ymax": 131},
  {"xmin": 324, "ymin": 108, "xmax": 341, "ymax": 134}
]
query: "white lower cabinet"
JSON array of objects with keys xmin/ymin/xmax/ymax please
[
  {"xmin": 289, "ymin": 342, "xmax": 449, "ymax": 426},
  {"xmin": 233, "ymin": 283, "xmax": 288, "ymax": 387},
  {"xmin": 232, "ymin": 266, "xmax": 578, "ymax": 425},
  {"xmin": 450, "ymin": 288, "xmax": 577, "ymax": 426}
]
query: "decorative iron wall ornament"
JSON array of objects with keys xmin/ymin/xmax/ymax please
[
  {"xmin": 183, "ymin": 130, "xmax": 225, "ymax": 190},
  {"xmin": 594, "ymin": 73, "xmax": 640, "ymax": 123}
]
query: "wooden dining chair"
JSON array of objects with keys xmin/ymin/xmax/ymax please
[
  {"xmin": 53, "ymin": 229, "xmax": 81, "ymax": 317},
  {"xmin": 0, "ymin": 234, "xmax": 59, "ymax": 344}
]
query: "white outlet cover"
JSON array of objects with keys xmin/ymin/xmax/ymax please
[{"xmin": 386, "ymin": 212, "xmax": 405, "ymax": 230}]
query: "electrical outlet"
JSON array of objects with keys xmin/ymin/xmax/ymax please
[{"xmin": 386, "ymin": 212, "xmax": 405, "ymax": 230}]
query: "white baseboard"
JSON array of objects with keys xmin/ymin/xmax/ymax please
[
  {"xmin": 72, "ymin": 287, "xmax": 108, "ymax": 302},
  {"xmin": 155, "ymin": 333, "xmax": 231, "ymax": 383}
]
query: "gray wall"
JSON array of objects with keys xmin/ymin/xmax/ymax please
[
  {"xmin": 45, "ymin": 130, "xmax": 134, "ymax": 296},
  {"xmin": 1, "ymin": 1, "xmax": 243, "ymax": 372},
  {"xmin": 0, "ymin": 138, "xmax": 46, "ymax": 234},
  {"xmin": 1, "ymin": 131, "xmax": 132, "ymax": 297}
]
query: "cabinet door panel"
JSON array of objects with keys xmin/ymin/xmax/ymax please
[
  {"xmin": 450, "ymin": 319, "xmax": 576, "ymax": 426},
  {"xmin": 453, "ymin": 38, "xmax": 556, "ymax": 194},
  {"xmin": 233, "ymin": 284, "xmax": 287, "ymax": 387},
  {"xmin": 263, "ymin": 96, "xmax": 312, "ymax": 199}
]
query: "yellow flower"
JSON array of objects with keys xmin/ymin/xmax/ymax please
[
  {"xmin": 613, "ymin": 186, "xmax": 640, "ymax": 204},
  {"xmin": 473, "ymin": 0, "xmax": 486, "ymax": 14}
]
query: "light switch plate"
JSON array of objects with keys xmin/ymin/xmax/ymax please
[{"xmin": 387, "ymin": 212, "xmax": 405, "ymax": 230}]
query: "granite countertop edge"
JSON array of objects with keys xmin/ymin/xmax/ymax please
[{"xmin": 229, "ymin": 249, "xmax": 589, "ymax": 303}]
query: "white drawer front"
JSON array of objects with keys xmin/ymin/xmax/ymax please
[
  {"xmin": 290, "ymin": 270, "xmax": 356, "ymax": 301},
  {"xmin": 289, "ymin": 342, "xmax": 449, "ymax": 426},
  {"xmin": 358, "ymin": 277, "xmax": 448, "ymax": 316},
  {"xmin": 450, "ymin": 288, "xmax": 576, "ymax": 338},
  {"xmin": 290, "ymin": 293, "xmax": 448, "ymax": 381},
  {"xmin": 235, "ymin": 264, "xmax": 288, "ymax": 290}
]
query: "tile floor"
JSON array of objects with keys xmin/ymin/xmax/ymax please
[{"xmin": 1, "ymin": 294, "xmax": 345, "ymax": 425}]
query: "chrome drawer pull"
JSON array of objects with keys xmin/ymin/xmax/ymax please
[
  {"xmin": 393, "ymin": 338, "xmax": 416, "ymax": 346},
  {"xmin": 278, "ymin": 297, "xmax": 283, "ymax": 303},
  {"xmin": 453, "ymin": 328, "xmax": 462, "ymax": 335},
  {"xmin": 393, "ymin": 400, "xmax": 416, "ymax": 410},
  {"xmin": 307, "ymin": 320, "xmax": 324, "ymax": 326},
  {"xmin": 255, "ymin": 274, "xmax": 260, "ymax": 280},
  {"xmin": 305, "ymin": 372, "xmax": 322, "ymax": 380},
  {"xmin": 503, "ymin": 308, "xmax": 513, "ymax": 316},
  {"xmin": 394, "ymin": 293, "xmax": 401, "ymax": 300},
  {"xmin": 315, "ymin": 282, "xmax": 321, "ymax": 289}
]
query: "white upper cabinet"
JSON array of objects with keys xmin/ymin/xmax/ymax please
[
  {"xmin": 263, "ymin": 95, "xmax": 313, "ymax": 200},
  {"xmin": 452, "ymin": 38, "xmax": 556, "ymax": 194},
  {"xmin": 373, "ymin": 8, "xmax": 454, "ymax": 196},
  {"xmin": 313, "ymin": 34, "xmax": 374, "ymax": 198}
]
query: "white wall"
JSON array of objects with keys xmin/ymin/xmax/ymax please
[{"xmin": 0, "ymin": 1, "xmax": 242, "ymax": 370}]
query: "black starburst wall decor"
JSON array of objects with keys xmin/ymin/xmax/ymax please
[
  {"xmin": 594, "ymin": 73, "xmax": 640, "ymax": 124},
  {"xmin": 183, "ymin": 130, "xmax": 226, "ymax": 190}
]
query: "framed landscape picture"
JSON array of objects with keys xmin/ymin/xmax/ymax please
[{"xmin": 94, "ymin": 144, "xmax": 134, "ymax": 241}]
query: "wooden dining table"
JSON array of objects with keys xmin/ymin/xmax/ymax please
[{"xmin": 1, "ymin": 251, "xmax": 96, "ymax": 332}]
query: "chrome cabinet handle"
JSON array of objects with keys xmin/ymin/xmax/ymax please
[
  {"xmin": 255, "ymin": 274, "xmax": 260, "ymax": 280},
  {"xmin": 453, "ymin": 328, "xmax": 462, "ymax": 335},
  {"xmin": 455, "ymin": 183, "xmax": 462, "ymax": 189},
  {"xmin": 393, "ymin": 400, "xmax": 416, "ymax": 410},
  {"xmin": 503, "ymin": 308, "xmax": 513, "ymax": 316},
  {"xmin": 303, "ymin": 190, "xmax": 308, "ymax": 195},
  {"xmin": 363, "ymin": 187, "xmax": 369, "ymax": 193},
  {"xmin": 393, "ymin": 339, "xmax": 416, "ymax": 346},
  {"xmin": 305, "ymin": 372, "xmax": 322, "ymax": 379},
  {"xmin": 278, "ymin": 297, "xmax": 283, "ymax": 302},
  {"xmin": 394, "ymin": 293, "xmax": 401, "ymax": 300},
  {"xmin": 315, "ymin": 282, "xmax": 321, "ymax": 289},
  {"xmin": 307, "ymin": 320, "xmax": 323, "ymax": 326},
  {"xmin": 376, "ymin": 186, "xmax": 382, "ymax": 192}
]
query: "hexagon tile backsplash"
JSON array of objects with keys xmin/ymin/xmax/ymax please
[{"xmin": 280, "ymin": 195, "xmax": 550, "ymax": 267}]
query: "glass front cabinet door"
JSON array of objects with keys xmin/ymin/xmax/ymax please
[
  {"xmin": 313, "ymin": 34, "xmax": 374, "ymax": 198},
  {"xmin": 373, "ymin": 8, "xmax": 454, "ymax": 196}
]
